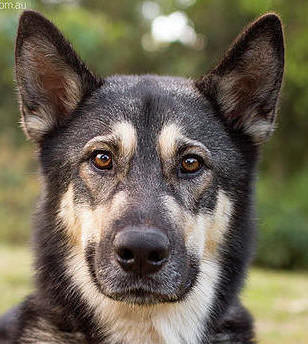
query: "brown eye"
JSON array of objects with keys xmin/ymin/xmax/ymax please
[
  {"xmin": 91, "ymin": 151, "xmax": 113, "ymax": 170},
  {"xmin": 180, "ymin": 156, "xmax": 202, "ymax": 174}
]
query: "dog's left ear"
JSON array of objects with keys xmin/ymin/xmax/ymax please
[{"xmin": 196, "ymin": 13, "xmax": 284, "ymax": 144}]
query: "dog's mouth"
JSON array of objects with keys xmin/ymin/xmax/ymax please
[
  {"xmin": 93, "ymin": 269, "xmax": 198, "ymax": 305},
  {"xmin": 93, "ymin": 270, "xmax": 183, "ymax": 305},
  {"xmin": 86, "ymin": 240, "xmax": 200, "ymax": 305},
  {"xmin": 86, "ymin": 249, "xmax": 178, "ymax": 305},
  {"xmin": 104, "ymin": 288, "xmax": 178, "ymax": 305}
]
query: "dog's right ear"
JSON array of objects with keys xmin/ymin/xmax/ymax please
[{"xmin": 15, "ymin": 11, "xmax": 101, "ymax": 142}]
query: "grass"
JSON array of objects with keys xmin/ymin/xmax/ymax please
[
  {"xmin": 242, "ymin": 269, "xmax": 308, "ymax": 343},
  {"xmin": 0, "ymin": 246, "xmax": 307, "ymax": 343}
]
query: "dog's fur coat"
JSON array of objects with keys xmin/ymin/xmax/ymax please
[{"xmin": 0, "ymin": 10, "xmax": 284, "ymax": 344}]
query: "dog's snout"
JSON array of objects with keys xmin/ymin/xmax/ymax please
[{"xmin": 113, "ymin": 227, "xmax": 170, "ymax": 275}]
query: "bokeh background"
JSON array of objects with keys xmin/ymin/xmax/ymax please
[{"xmin": 0, "ymin": 0, "xmax": 307, "ymax": 343}]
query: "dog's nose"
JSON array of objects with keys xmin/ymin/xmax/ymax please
[{"xmin": 113, "ymin": 227, "xmax": 170, "ymax": 275}]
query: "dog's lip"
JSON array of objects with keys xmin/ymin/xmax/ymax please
[{"xmin": 104, "ymin": 288, "xmax": 178, "ymax": 304}]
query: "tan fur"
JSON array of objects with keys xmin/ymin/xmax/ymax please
[
  {"xmin": 78, "ymin": 121, "xmax": 137, "ymax": 203},
  {"xmin": 57, "ymin": 126, "xmax": 234, "ymax": 344},
  {"xmin": 58, "ymin": 184, "xmax": 81, "ymax": 248},
  {"xmin": 59, "ymin": 188, "xmax": 233, "ymax": 344},
  {"xmin": 78, "ymin": 162, "xmax": 119, "ymax": 201},
  {"xmin": 66, "ymin": 247, "xmax": 220, "ymax": 344},
  {"xmin": 157, "ymin": 123, "xmax": 212, "ymax": 199},
  {"xmin": 158, "ymin": 123, "xmax": 211, "ymax": 161},
  {"xmin": 203, "ymin": 190, "xmax": 233, "ymax": 259},
  {"xmin": 158, "ymin": 123, "xmax": 182, "ymax": 161},
  {"xmin": 113, "ymin": 121, "xmax": 137, "ymax": 158},
  {"xmin": 58, "ymin": 184, "xmax": 129, "ymax": 250},
  {"xmin": 163, "ymin": 189, "xmax": 233, "ymax": 260},
  {"xmin": 162, "ymin": 195, "xmax": 207, "ymax": 257},
  {"xmin": 58, "ymin": 121, "xmax": 136, "ymax": 248},
  {"xmin": 82, "ymin": 121, "xmax": 137, "ymax": 160}
]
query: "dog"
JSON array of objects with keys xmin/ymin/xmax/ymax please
[{"xmin": 0, "ymin": 10, "xmax": 284, "ymax": 344}]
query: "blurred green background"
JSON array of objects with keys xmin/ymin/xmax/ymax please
[{"xmin": 0, "ymin": 0, "xmax": 307, "ymax": 343}]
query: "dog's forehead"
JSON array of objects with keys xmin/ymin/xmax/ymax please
[
  {"xmin": 79, "ymin": 75, "xmax": 221, "ymax": 145},
  {"xmin": 102, "ymin": 75, "xmax": 200, "ymax": 101}
]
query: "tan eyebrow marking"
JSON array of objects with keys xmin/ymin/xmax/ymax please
[
  {"xmin": 83, "ymin": 121, "xmax": 137, "ymax": 158},
  {"xmin": 158, "ymin": 123, "xmax": 182, "ymax": 161},
  {"xmin": 157, "ymin": 123, "xmax": 210, "ymax": 161},
  {"xmin": 113, "ymin": 121, "xmax": 137, "ymax": 157}
]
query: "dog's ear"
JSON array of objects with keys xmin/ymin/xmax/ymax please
[
  {"xmin": 196, "ymin": 13, "xmax": 284, "ymax": 144},
  {"xmin": 15, "ymin": 10, "xmax": 101, "ymax": 142}
]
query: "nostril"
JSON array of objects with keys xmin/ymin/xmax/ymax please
[
  {"xmin": 117, "ymin": 248, "xmax": 134, "ymax": 262},
  {"xmin": 148, "ymin": 249, "xmax": 168, "ymax": 265},
  {"xmin": 148, "ymin": 251, "xmax": 161, "ymax": 263}
]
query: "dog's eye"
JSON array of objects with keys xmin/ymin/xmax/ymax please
[
  {"xmin": 180, "ymin": 155, "xmax": 202, "ymax": 174},
  {"xmin": 91, "ymin": 151, "xmax": 113, "ymax": 170}
]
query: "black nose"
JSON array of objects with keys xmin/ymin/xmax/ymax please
[{"xmin": 113, "ymin": 227, "xmax": 170, "ymax": 275}]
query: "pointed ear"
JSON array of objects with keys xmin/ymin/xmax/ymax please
[
  {"xmin": 15, "ymin": 10, "xmax": 102, "ymax": 142},
  {"xmin": 196, "ymin": 13, "xmax": 284, "ymax": 144}
]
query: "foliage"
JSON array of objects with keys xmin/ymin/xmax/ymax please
[
  {"xmin": 256, "ymin": 173, "xmax": 308, "ymax": 269},
  {"xmin": 0, "ymin": 0, "xmax": 307, "ymax": 269}
]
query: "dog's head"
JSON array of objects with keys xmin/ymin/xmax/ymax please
[{"xmin": 15, "ymin": 11, "xmax": 284, "ymax": 308}]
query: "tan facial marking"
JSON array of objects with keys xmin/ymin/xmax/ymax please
[
  {"xmin": 203, "ymin": 190, "xmax": 233, "ymax": 259},
  {"xmin": 79, "ymin": 120, "xmax": 137, "ymax": 197},
  {"xmin": 163, "ymin": 190, "xmax": 233, "ymax": 260},
  {"xmin": 64, "ymin": 190, "xmax": 222, "ymax": 344},
  {"xmin": 158, "ymin": 123, "xmax": 182, "ymax": 161},
  {"xmin": 82, "ymin": 121, "xmax": 137, "ymax": 159},
  {"xmin": 113, "ymin": 121, "xmax": 137, "ymax": 157},
  {"xmin": 158, "ymin": 123, "xmax": 211, "ymax": 171},
  {"xmin": 58, "ymin": 185, "xmax": 129, "ymax": 249},
  {"xmin": 162, "ymin": 195, "xmax": 183, "ymax": 220},
  {"xmin": 58, "ymin": 183, "xmax": 81, "ymax": 247},
  {"xmin": 163, "ymin": 194, "xmax": 205, "ymax": 254},
  {"xmin": 77, "ymin": 190, "xmax": 129, "ymax": 247}
]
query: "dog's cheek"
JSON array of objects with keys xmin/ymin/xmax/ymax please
[
  {"xmin": 202, "ymin": 189, "xmax": 233, "ymax": 261},
  {"xmin": 58, "ymin": 183, "xmax": 129, "ymax": 248},
  {"xmin": 58, "ymin": 186, "xmax": 130, "ymax": 292},
  {"xmin": 170, "ymin": 189, "xmax": 233, "ymax": 261},
  {"xmin": 57, "ymin": 183, "xmax": 82, "ymax": 248},
  {"xmin": 57, "ymin": 184, "xmax": 100, "ymax": 250}
]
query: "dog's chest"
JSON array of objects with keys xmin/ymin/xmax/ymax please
[
  {"xmin": 98, "ymin": 301, "xmax": 208, "ymax": 344},
  {"xmin": 104, "ymin": 314, "xmax": 198, "ymax": 344}
]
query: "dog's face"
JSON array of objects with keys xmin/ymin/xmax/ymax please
[
  {"xmin": 38, "ymin": 76, "xmax": 237, "ymax": 305},
  {"xmin": 15, "ymin": 12, "xmax": 284, "ymax": 307}
]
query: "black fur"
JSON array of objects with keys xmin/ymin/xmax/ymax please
[{"xmin": 0, "ymin": 10, "xmax": 284, "ymax": 344}]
